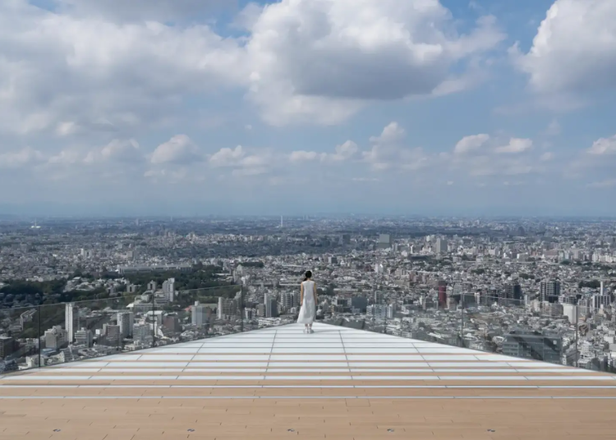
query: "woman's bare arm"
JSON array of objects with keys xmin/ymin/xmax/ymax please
[
  {"xmin": 300, "ymin": 283, "xmax": 304, "ymax": 304},
  {"xmin": 313, "ymin": 283, "xmax": 317, "ymax": 303}
]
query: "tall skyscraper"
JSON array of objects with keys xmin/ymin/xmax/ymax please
[
  {"xmin": 65, "ymin": 303, "xmax": 75, "ymax": 343},
  {"xmin": 386, "ymin": 304, "xmax": 397, "ymax": 319},
  {"xmin": 437, "ymin": 281, "xmax": 448, "ymax": 309},
  {"xmin": 281, "ymin": 292, "xmax": 296, "ymax": 311},
  {"xmin": 265, "ymin": 294, "xmax": 279, "ymax": 318},
  {"xmin": 511, "ymin": 283, "xmax": 523, "ymax": 300},
  {"xmin": 162, "ymin": 278, "xmax": 175, "ymax": 302},
  {"xmin": 540, "ymin": 280, "xmax": 561, "ymax": 303},
  {"xmin": 192, "ymin": 301, "xmax": 208, "ymax": 327},
  {"xmin": 117, "ymin": 311, "xmax": 134, "ymax": 338},
  {"xmin": 600, "ymin": 280, "xmax": 605, "ymax": 296},
  {"xmin": 502, "ymin": 284, "xmax": 522, "ymax": 304},
  {"xmin": 435, "ymin": 238, "xmax": 448, "ymax": 254}
]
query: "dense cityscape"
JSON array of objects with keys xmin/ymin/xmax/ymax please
[
  {"xmin": 0, "ymin": 216, "xmax": 615, "ymax": 374},
  {"xmin": 1, "ymin": 0, "xmax": 615, "ymax": 437}
]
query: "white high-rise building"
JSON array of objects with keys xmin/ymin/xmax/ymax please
[
  {"xmin": 162, "ymin": 278, "xmax": 176, "ymax": 302},
  {"xmin": 387, "ymin": 304, "xmax": 397, "ymax": 319},
  {"xmin": 435, "ymin": 238, "xmax": 448, "ymax": 254},
  {"xmin": 117, "ymin": 311, "xmax": 134, "ymax": 338},
  {"xmin": 65, "ymin": 303, "xmax": 75, "ymax": 343},
  {"xmin": 192, "ymin": 301, "xmax": 208, "ymax": 326},
  {"xmin": 281, "ymin": 292, "xmax": 295, "ymax": 311},
  {"xmin": 45, "ymin": 326, "xmax": 68, "ymax": 349}
]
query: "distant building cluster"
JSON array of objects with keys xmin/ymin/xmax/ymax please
[{"xmin": 2, "ymin": 217, "xmax": 616, "ymax": 374}]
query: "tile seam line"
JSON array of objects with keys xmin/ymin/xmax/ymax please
[
  {"xmin": 183, "ymin": 332, "xmax": 203, "ymax": 378},
  {"xmin": 338, "ymin": 329, "xmax": 352, "ymax": 378},
  {"xmin": 265, "ymin": 328, "xmax": 277, "ymax": 378}
]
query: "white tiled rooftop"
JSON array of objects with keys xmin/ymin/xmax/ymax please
[{"xmin": 2, "ymin": 323, "xmax": 614, "ymax": 392}]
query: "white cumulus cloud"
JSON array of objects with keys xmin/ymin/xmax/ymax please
[
  {"xmin": 369, "ymin": 122, "xmax": 406, "ymax": 145},
  {"xmin": 0, "ymin": 1, "xmax": 245, "ymax": 137},
  {"xmin": 151, "ymin": 135, "xmax": 201, "ymax": 164},
  {"xmin": 495, "ymin": 138, "xmax": 533, "ymax": 154},
  {"xmin": 84, "ymin": 139, "xmax": 142, "ymax": 164},
  {"xmin": 289, "ymin": 140, "xmax": 358, "ymax": 164},
  {"xmin": 321, "ymin": 141, "xmax": 359, "ymax": 163},
  {"xmin": 289, "ymin": 151, "xmax": 319, "ymax": 163},
  {"xmin": 0, "ymin": 147, "xmax": 45, "ymax": 169},
  {"xmin": 587, "ymin": 135, "xmax": 616, "ymax": 155},
  {"xmin": 245, "ymin": 0, "xmax": 505, "ymax": 125},
  {"xmin": 363, "ymin": 122, "xmax": 429, "ymax": 171},
  {"xmin": 454, "ymin": 134, "xmax": 490, "ymax": 154},
  {"xmin": 209, "ymin": 145, "xmax": 246, "ymax": 167},
  {"xmin": 513, "ymin": 0, "xmax": 616, "ymax": 95}
]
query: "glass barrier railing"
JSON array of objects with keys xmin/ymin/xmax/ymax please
[
  {"xmin": 0, "ymin": 282, "xmax": 599, "ymax": 373},
  {"xmin": 0, "ymin": 305, "xmax": 40, "ymax": 372},
  {"xmin": 326, "ymin": 290, "xmax": 581, "ymax": 368},
  {"xmin": 0, "ymin": 280, "xmax": 300, "ymax": 373},
  {"xmin": 461, "ymin": 296, "xmax": 576, "ymax": 367}
]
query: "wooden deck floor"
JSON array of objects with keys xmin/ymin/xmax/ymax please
[{"xmin": 1, "ymin": 324, "xmax": 615, "ymax": 439}]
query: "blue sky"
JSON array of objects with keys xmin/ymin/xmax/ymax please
[{"xmin": 0, "ymin": 0, "xmax": 615, "ymax": 217}]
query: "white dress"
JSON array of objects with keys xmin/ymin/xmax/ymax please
[{"xmin": 297, "ymin": 280, "xmax": 316, "ymax": 324}]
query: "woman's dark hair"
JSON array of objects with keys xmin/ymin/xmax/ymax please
[{"xmin": 304, "ymin": 270, "xmax": 312, "ymax": 281}]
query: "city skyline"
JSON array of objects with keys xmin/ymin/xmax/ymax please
[
  {"xmin": 1, "ymin": 0, "xmax": 616, "ymax": 214},
  {"xmin": 2, "ymin": 215, "xmax": 615, "ymax": 373}
]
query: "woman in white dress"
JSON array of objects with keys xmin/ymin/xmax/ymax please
[{"xmin": 297, "ymin": 270, "xmax": 317, "ymax": 333}]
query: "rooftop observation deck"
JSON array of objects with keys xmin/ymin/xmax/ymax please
[{"xmin": 1, "ymin": 323, "xmax": 616, "ymax": 440}]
